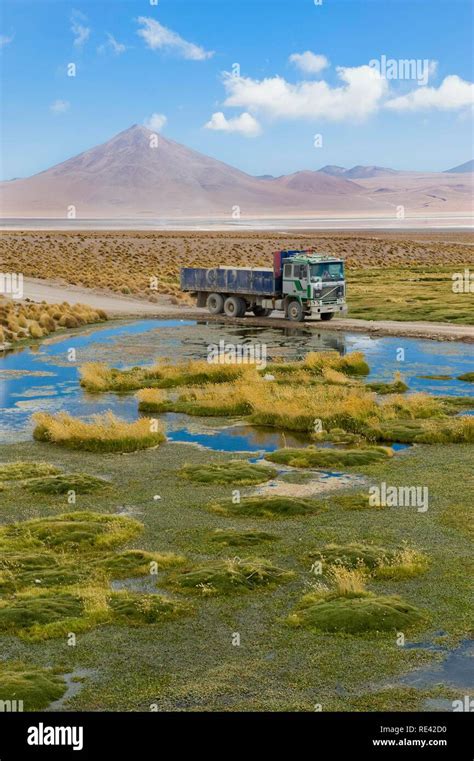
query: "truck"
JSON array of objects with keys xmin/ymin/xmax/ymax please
[{"xmin": 180, "ymin": 249, "xmax": 347, "ymax": 322}]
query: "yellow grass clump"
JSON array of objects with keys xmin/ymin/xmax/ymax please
[
  {"xmin": 32, "ymin": 411, "xmax": 166, "ymax": 452},
  {"xmin": 0, "ymin": 298, "xmax": 107, "ymax": 347}
]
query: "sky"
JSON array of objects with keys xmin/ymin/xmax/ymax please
[{"xmin": 0, "ymin": 0, "xmax": 473, "ymax": 180}]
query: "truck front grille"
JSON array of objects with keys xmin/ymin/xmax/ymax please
[{"xmin": 321, "ymin": 285, "xmax": 344, "ymax": 303}]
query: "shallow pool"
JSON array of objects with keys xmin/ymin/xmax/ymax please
[{"xmin": 0, "ymin": 317, "xmax": 472, "ymax": 443}]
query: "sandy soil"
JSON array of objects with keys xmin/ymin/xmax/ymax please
[{"xmin": 20, "ymin": 277, "xmax": 474, "ymax": 342}]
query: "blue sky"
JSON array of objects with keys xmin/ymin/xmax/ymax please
[{"xmin": 1, "ymin": 0, "xmax": 473, "ymax": 180}]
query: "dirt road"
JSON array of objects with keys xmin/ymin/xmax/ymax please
[{"xmin": 21, "ymin": 277, "xmax": 474, "ymax": 342}]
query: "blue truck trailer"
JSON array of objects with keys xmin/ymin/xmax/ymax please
[{"xmin": 180, "ymin": 249, "xmax": 347, "ymax": 322}]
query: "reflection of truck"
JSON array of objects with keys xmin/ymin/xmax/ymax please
[{"xmin": 180, "ymin": 249, "xmax": 347, "ymax": 322}]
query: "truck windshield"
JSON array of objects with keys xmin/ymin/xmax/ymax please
[{"xmin": 310, "ymin": 262, "xmax": 344, "ymax": 281}]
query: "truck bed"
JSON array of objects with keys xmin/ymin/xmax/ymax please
[{"xmin": 180, "ymin": 266, "xmax": 277, "ymax": 296}]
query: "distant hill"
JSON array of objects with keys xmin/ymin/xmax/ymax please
[
  {"xmin": 319, "ymin": 164, "xmax": 399, "ymax": 179},
  {"xmin": 444, "ymin": 160, "xmax": 474, "ymax": 174},
  {"xmin": 0, "ymin": 125, "xmax": 472, "ymax": 218},
  {"xmin": 318, "ymin": 165, "xmax": 347, "ymax": 177}
]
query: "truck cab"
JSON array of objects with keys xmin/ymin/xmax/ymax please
[{"xmin": 282, "ymin": 255, "xmax": 346, "ymax": 321}]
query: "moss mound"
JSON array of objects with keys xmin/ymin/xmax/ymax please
[
  {"xmin": 210, "ymin": 495, "xmax": 324, "ymax": 518},
  {"xmin": 1, "ymin": 511, "xmax": 142, "ymax": 551},
  {"xmin": 0, "ymin": 552, "xmax": 88, "ymax": 591},
  {"xmin": 309, "ymin": 543, "xmax": 393, "ymax": 571},
  {"xmin": 367, "ymin": 417, "xmax": 474, "ymax": 445},
  {"xmin": 288, "ymin": 592, "xmax": 427, "ymax": 633},
  {"xmin": 0, "ymin": 592, "xmax": 84, "ymax": 633},
  {"xmin": 23, "ymin": 472, "xmax": 110, "ymax": 494},
  {"xmin": 167, "ymin": 557, "xmax": 294, "ymax": 595},
  {"xmin": 458, "ymin": 372, "xmax": 474, "ymax": 382},
  {"xmin": 0, "ymin": 662, "xmax": 66, "ymax": 710},
  {"xmin": 209, "ymin": 529, "xmax": 278, "ymax": 547},
  {"xmin": 109, "ymin": 592, "xmax": 189, "ymax": 624},
  {"xmin": 266, "ymin": 446, "xmax": 392, "ymax": 468},
  {"xmin": 308, "ymin": 543, "xmax": 429, "ymax": 579},
  {"xmin": 179, "ymin": 460, "xmax": 277, "ymax": 485},
  {"xmin": 366, "ymin": 379, "xmax": 409, "ymax": 394},
  {"xmin": 330, "ymin": 493, "xmax": 375, "ymax": 511},
  {"xmin": 0, "ymin": 461, "xmax": 61, "ymax": 481},
  {"xmin": 97, "ymin": 549, "xmax": 185, "ymax": 578}
]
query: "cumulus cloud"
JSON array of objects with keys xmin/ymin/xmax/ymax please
[
  {"xmin": 0, "ymin": 34, "xmax": 14, "ymax": 48},
  {"xmin": 98, "ymin": 33, "xmax": 126, "ymax": 56},
  {"xmin": 136, "ymin": 17, "xmax": 213, "ymax": 61},
  {"xmin": 204, "ymin": 111, "xmax": 262, "ymax": 137},
  {"xmin": 289, "ymin": 51, "xmax": 329, "ymax": 75},
  {"xmin": 222, "ymin": 65, "xmax": 388, "ymax": 122},
  {"xmin": 50, "ymin": 99, "xmax": 70, "ymax": 114},
  {"xmin": 71, "ymin": 10, "xmax": 90, "ymax": 49},
  {"xmin": 385, "ymin": 75, "xmax": 474, "ymax": 111},
  {"xmin": 144, "ymin": 113, "xmax": 167, "ymax": 131}
]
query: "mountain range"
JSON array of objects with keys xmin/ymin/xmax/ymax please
[{"xmin": 0, "ymin": 125, "xmax": 472, "ymax": 219}]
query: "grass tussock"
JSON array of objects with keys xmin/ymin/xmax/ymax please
[
  {"xmin": 210, "ymin": 495, "xmax": 325, "ymax": 519},
  {"xmin": 137, "ymin": 383, "xmax": 253, "ymax": 417},
  {"xmin": 33, "ymin": 411, "xmax": 166, "ymax": 452},
  {"xmin": 0, "ymin": 662, "xmax": 66, "ymax": 710},
  {"xmin": 179, "ymin": 460, "xmax": 277, "ymax": 485},
  {"xmin": 0, "ymin": 298, "xmax": 107, "ymax": 346},
  {"xmin": 266, "ymin": 445, "xmax": 392, "ymax": 468},
  {"xmin": 97, "ymin": 549, "xmax": 185, "ymax": 578},
  {"xmin": 166, "ymin": 557, "xmax": 294, "ymax": 596},
  {"xmin": 108, "ymin": 591, "xmax": 190, "ymax": 624},
  {"xmin": 0, "ymin": 461, "xmax": 61, "ymax": 481},
  {"xmin": 331, "ymin": 492, "xmax": 380, "ymax": 511},
  {"xmin": 209, "ymin": 529, "xmax": 279, "ymax": 547},
  {"xmin": 80, "ymin": 360, "xmax": 252, "ymax": 393},
  {"xmin": 0, "ymin": 552, "xmax": 89, "ymax": 592},
  {"xmin": 0, "ymin": 584, "xmax": 190, "ymax": 640},
  {"xmin": 266, "ymin": 351, "xmax": 370, "ymax": 378},
  {"xmin": 368, "ymin": 416, "xmax": 474, "ymax": 444},
  {"xmin": 23, "ymin": 472, "xmax": 110, "ymax": 494},
  {"xmin": 0, "ymin": 511, "xmax": 142, "ymax": 552},
  {"xmin": 367, "ymin": 373, "xmax": 409, "ymax": 395},
  {"xmin": 288, "ymin": 569, "xmax": 428, "ymax": 634},
  {"xmin": 309, "ymin": 543, "xmax": 429, "ymax": 580}
]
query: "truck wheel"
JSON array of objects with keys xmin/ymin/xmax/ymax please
[
  {"xmin": 224, "ymin": 296, "xmax": 246, "ymax": 317},
  {"xmin": 320, "ymin": 312, "xmax": 334, "ymax": 321},
  {"xmin": 253, "ymin": 306, "xmax": 272, "ymax": 317},
  {"xmin": 287, "ymin": 300, "xmax": 304, "ymax": 322},
  {"xmin": 207, "ymin": 293, "xmax": 224, "ymax": 314}
]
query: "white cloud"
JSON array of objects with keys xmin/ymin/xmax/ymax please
[
  {"xmin": 144, "ymin": 113, "xmax": 167, "ymax": 131},
  {"xmin": 385, "ymin": 75, "xmax": 474, "ymax": 111},
  {"xmin": 204, "ymin": 111, "xmax": 262, "ymax": 137},
  {"xmin": 289, "ymin": 51, "xmax": 329, "ymax": 75},
  {"xmin": 98, "ymin": 33, "xmax": 126, "ymax": 56},
  {"xmin": 136, "ymin": 17, "xmax": 213, "ymax": 61},
  {"xmin": 0, "ymin": 34, "xmax": 14, "ymax": 48},
  {"xmin": 50, "ymin": 99, "xmax": 70, "ymax": 114},
  {"xmin": 222, "ymin": 65, "xmax": 388, "ymax": 122},
  {"xmin": 71, "ymin": 10, "xmax": 90, "ymax": 49}
]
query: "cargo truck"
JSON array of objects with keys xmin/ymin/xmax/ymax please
[{"xmin": 180, "ymin": 249, "xmax": 347, "ymax": 322}]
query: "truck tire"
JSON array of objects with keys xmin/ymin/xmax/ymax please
[
  {"xmin": 320, "ymin": 312, "xmax": 334, "ymax": 321},
  {"xmin": 287, "ymin": 300, "xmax": 304, "ymax": 322},
  {"xmin": 207, "ymin": 293, "xmax": 224, "ymax": 314},
  {"xmin": 224, "ymin": 295, "xmax": 246, "ymax": 317},
  {"xmin": 253, "ymin": 306, "xmax": 272, "ymax": 317}
]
